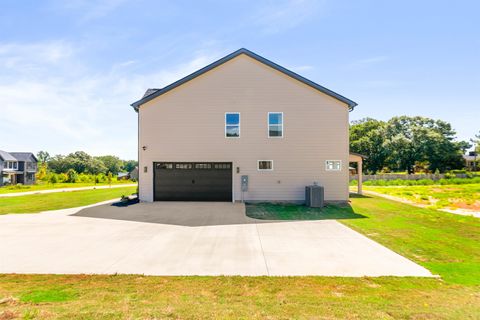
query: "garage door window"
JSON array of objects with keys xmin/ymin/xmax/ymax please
[
  {"xmin": 225, "ymin": 112, "xmax": 240, "ymax": 138},
  {"xmin": 175, "ymin": 163, "xmax": 192, "ymax": 169},
  {"xmin": 156, "ymin": 163, "xmax": 173, "ymax": 169},
  {"xmin": 195, "ymin": 163, "xmax": 212, "ymax": 169}
]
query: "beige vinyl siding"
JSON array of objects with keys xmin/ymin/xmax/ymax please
[{"xmin": 138, "ymin": 54, "xmax": 349, "ymax": 202}]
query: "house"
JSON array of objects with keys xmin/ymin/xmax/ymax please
[
  {"xmin": 0, "ymin": 151, "xmax": 38, "ymax": 186},
  {"xmin": 131, "ymin": 48, "xmax": 357, "ymax": 203},
  {"xmin": 129, "ymin": 166, "xmax": 139, "ymax": 181},
  {"xmin": 463, "ymin": 151, "xmax": 479, "ymax": 171},
  {"xmin": 117, "ymin": 172, "xmax": 130, "ymax": 180}
]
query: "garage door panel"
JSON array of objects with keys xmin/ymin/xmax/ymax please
[{"xmin": 154, "ymin": 162, "xmax": 232, "ymax": 201}]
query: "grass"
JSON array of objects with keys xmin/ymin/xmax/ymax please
[
  {"xmin": 0, "ymin": 195, "xmax": 479, "ymax": 318},
  {"xmin": 0, "ymin": 186, "xmax": 137, "ymax": 214},
  {"xmin": 247, "ymin": 195, "xmax": 480, "ymax": 285},
  {"xmin": 350, "ymin": 177, "xmax": 480, "ymax": 186},
  {"xmin": 0, "ymin": 275, "xmax": 479, "ymax": 319},
  {"xmin": 364, "ymin": 183, "xmax": 480, "ymax": 211},
  {"xmin": 0, "ymin": 181, "xmax": 136, "ymax": 194}
]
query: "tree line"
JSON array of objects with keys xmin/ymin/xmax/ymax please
[
  {"xmin": 36, "ymin": 151, "xmax": 137, "ymax": 178},
  {"xmin": 350, "ymin": 116, "xmax": 475, "ymax": 174}
]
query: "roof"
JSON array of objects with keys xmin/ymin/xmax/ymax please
[
  {"xmin": 142, "ymin": 88, "xmax": 160, "ymax": 98},
  {"xmin": 8, "ymin": 152, "xmax": 38, "ymax": 162},
  {"xmin": 131, "ymin": 48, "xmax": 358, "ymax": 111},
  {"xmin": 349, "ymin": 152, "xmax": 368, "ymax": 159},
  {"xmin": 463, "ymin": 154, "xmax": 479, "ymax": 161},
  {"xmin": 0, "ymin": 150, "xmax": 16, "ymax": 161}
]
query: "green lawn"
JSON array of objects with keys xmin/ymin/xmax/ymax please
[
  {"xmin": 364, "ymin": 183, "xmax": 480, "ymax": 211},
  {"xmin": 0, "ymin": 195, "xmax": 479, "ymax": 319},
  {"xmin": 0, "ymin": 186, "xmax": 137, "ymax": 214},
  {"xmin": 0, "ymin": 181, "xmax": 136, "ymax": 194}
]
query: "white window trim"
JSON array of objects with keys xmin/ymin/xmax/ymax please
[
  {"xmin": 225, "ymin": 112, "xmax": 240, "ymax": 138},
  {"xmin": 325, "ymin": 160, "xmax": 342, "ymax": 171},
  {"xmin": 257, "ymin": 160, "xmax": 274, "ymax": 171},
  {"xmin": 268, "ymin": 112, "xmax": 284, "ymax": 138}
]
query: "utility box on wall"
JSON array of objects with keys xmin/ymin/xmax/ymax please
[
  {"xmin": 305, "ymin": 185, "xmax": 324, "ymax": 208},
  {"xmin": 241, "ymin": 175, "xmax": 248, "ymax": 192}
]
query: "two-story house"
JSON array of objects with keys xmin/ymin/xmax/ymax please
[
  {"xmin": 0, "ymin": 151, "xmax": 38, "ymax": 186},
  {"xmin": 131, "ymin": 48, "xmax": 357, "ymax": 203}
]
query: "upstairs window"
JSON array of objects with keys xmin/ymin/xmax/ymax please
[
  {"xmin": 268, "ymin": 112, "xmax": 283, "ymax": 137},
  {"xmin": 225, "ymin": 112, "xmax": 240, "ymax": 138}
]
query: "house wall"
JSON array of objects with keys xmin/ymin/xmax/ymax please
[{"xmin": 138, "ymin": 54, "xmax": 350, "ymax": 202}]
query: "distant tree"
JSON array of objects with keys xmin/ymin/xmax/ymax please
[
  {"xmin": 384, "ymin": 116, "xmax": 465, "ymax": 173},
  {"xmin": 349, "ymin": 118, "xmax": 388, "ymax": 174},
  {"xmin": 471, "ymin": 131, "xmax": 480, "ymax": 153},
  {"xmin": 96, "ymin": 155, "xmax": 123, "ymax": 175},
  {"xmin": 36, "ymin": 151, "xmax": 51, "ymax": 164},
  {"xmin": 66, "ymin": 169, "xmax": 78, "ymax": 183},
  {"xmin": 47, "ymin": 155, "xmax": 70, "ymax": 173},
  {"xmin": 122, "ymin": 160, "xmax": 138, "ymax": 173},
  {"xmin": 36, "ymin": 163, "xmax": 48, "ymax": 180},
  {"xmin": 107, "ymin": 172, "xmax": 113, "ymax": 187},
  {"xmin": 49, "ymin": 173, "xmax": 58, "ymax": 185}
]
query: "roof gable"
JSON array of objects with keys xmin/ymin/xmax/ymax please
[
  {"xmin": 131, "ymin": 48, "xmax": 357, "ymax": 111},
  {"xmin": 9, "ymin": 152, "xmax": 37, "ymax": 162},
  {"xmin": 0, "ymin": 150, "xmax": 16, "ymax": 161}
]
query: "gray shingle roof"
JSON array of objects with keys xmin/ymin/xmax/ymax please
[
  {"xmin": 0, "ymin": 150, "xmax": 16, "ymax": 161},
  {"xmin": 142, "ymin": 88, "xmax": 160, "ymax": 98},
  {"xmin": 131, "ymin": 48, "xmax": 357, "ymax": 111},
  {"xmin": 9, "ymin": 152, "xmax": 37, "ymax": 162}
]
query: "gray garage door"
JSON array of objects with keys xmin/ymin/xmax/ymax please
[{"xmin": 154, "ymin": 162, "xmax": 232, "ymax": 201}]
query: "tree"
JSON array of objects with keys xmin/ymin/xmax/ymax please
[
  {"xmin": 471, "ymin": 131, "xmax": 480, "ymax": 153},
  {"xmin": 96, "ymin": 155, "xmax": 123, "ymax": 175},
  {"xmin": 107, "ymin": 172, "xmax": 113, "ymax": 187},
  {"xmin": 122, "ymin": 160, "xmax": 138, "ymax": 173},
  {"xmin": 66, "ymin": 169, "xmax": 78, "ymax": 183},
  {"xmin": 384, "ymin": 116, "xmax": 465, "ymax": 173},
  {"xmin": 36, "ymin": 151, "xmax": 50, "ymax": 164},
  {"xmin": 349, "ymin": 118, "xmax": 388, "ymax": 174}
]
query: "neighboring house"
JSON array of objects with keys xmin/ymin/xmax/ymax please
[
  {"xmin": 129, "ymin": 166, "xmax": 139, "ymax": 181},
  {"xmin": 117, "ymin": 172, "xmax": 130, "ymax": 180},
  {"xmin": 131, "ymin": 48, "xmax": 357, "ymax": 203},
  {"xmin": 463, "ymin": 151, "xmax": 479, "ymax": 171},
  {"xmin": 0, "ymin": 151, "xmax": 38, "ymax": 186}
]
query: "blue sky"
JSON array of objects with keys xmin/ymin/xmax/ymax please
[{"xmin": 1, "ymin": 0, "xmax": 478, "ymax": 159}]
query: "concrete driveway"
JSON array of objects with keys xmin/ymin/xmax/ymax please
[{"xmin": 0, "ymin": 202, "xmax": 433, "ymax": 277}]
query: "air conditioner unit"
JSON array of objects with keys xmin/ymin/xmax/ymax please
[{"xmin": 305, "ymin": 185, "xmax": 324, "ymax": 208}]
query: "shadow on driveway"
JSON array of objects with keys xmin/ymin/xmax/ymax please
[{"xmin": 72, "ymin": 199, "xmax": 366, "ymax": 227}]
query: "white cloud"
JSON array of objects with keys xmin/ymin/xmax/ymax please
[
  {"xmin": 252, "ymin": 0, "xmax": 326, "ymax": 34},
  {"xmin": 289, "ymin": 65, "xmax": 314, "ymax": 72},
  {"xmin": 0, "ymin": 41, "xmax": 220, "ymax": 159}
]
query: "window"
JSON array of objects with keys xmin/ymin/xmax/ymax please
[
  {"xmin": 214, "ymin": 163, "xmax": 231, "ymax": 169},
  {"xmin": 175, "ymin": 163, "xmax": 192, "ymax": 169},
  {"xmin": 326, "ymin": 160, "xmax": 342, "ymax": 171},
  {"xmin": 268, "ymin": 112, "xmax": 283, "ymax": 137},
  {"xmin": 225, "ymin": 112, "xmax": 240, "ymax": 138},
  {"xmin": 156, "ymin": 163, "xmax": 173, "ymax": 169},
  {"xmin": 258, "ymin": 160, "xmax": 273, "ymax": 171},
  {"xmin": 195, "ymin": 163, "xmax": 212, "ymax": 169}
]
